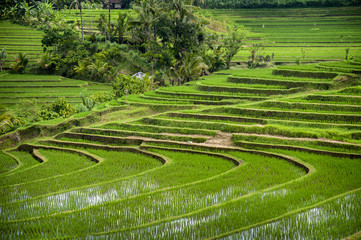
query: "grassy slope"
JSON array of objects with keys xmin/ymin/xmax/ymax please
[
  {"xmin": 203, "ymin": 7, "xmax": 361, "ymax": 62},
  {"xmin": 0, "ymin": 21, "xmax": 44, "ymax": 68},
  {"xmin": 0, "ymin": 7, "xmax": 361, "ymax": 240},
  {"xmin": 0, "ymin": 74, "xmax": 112, "ymax": 108}
]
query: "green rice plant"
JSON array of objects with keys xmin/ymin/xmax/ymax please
[
  {"xmin": 320, "ymin": 86, "xmax": 361, "ymax": 96},
  {"xmin": 0, "ymin": 149, "xmax": 306, "ymax": 238},
  {"xmin": 163, "ymin": 112, "xmax": 266, "ymax": 125},
  {"xmin": 217, "ymin": 190, "xmax": 361, "ymax": 239},
  {"xmin": 0, "ymin": 148, "xmax": 236, "ymax": 222},
  {"xmin": 153, "ymin": 89, "xmax": 266, "ymax": 101},
  {"xmin": 232, "ymin": 134, "xmax": 361, "ymax": 154},
  {"xmin": 72, "ymin": 128, "xmax": 210, "ymax": 143},
  {"xmin": 139, "ymin": 95, "xmax": 237, "ymax": 106},
  {"xmin": 305, "ymin": 95, "xmax": 361, "ymax": 105},
  {"xmin": 272, "ymin": 69, "xmax": 338, "ymax": 79},
  {"xmin": 255, "ymin": 100, "xmax": 361, "ymax": 114},
  {"xmin": 120, "ymin": 95, "xmax": 192, "ymax": 105},
  {"xmin": 55, "ymin": 134, "xmax": 143, "ymax": 146},
  {"xmin": 0, "ymin": 149, "xmax": 95, "ymax": 188},
  {"xmin": 0, "ymin": 151, "xmax": 18, "ymax": 174},
  {"xmin": 1, "ymin": 151, "xmax": 39, "ymax": 174},
  {"xmin": 97, "ymin": 123, "xmax": 217, "ymax": 137},
  {"xmin": 0, "ymin": 146, "xmax": 163, "ymax": 211},
  {"xmin": 205, "ymin": 107, "xmax": 361, "ymax": 124},
  {"xmin": 219, "ymin": 68, "xmax": 334, "ymax": 82},
  {"xmin": 99, "ymin": 150, "xmax": 361, "ymax": 239},
  {"xmin": 227, "ymin": 76, "xmax": 332, "ymax": 90},
  {"xmin": 196, "ymin": 82, "xmax": 301, "ymax": 96}
]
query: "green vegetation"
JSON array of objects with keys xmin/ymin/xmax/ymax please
[{"xmin": 0, "ymin": 2, "xmax": 360, "ymax": 239}]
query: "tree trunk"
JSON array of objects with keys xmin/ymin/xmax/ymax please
[
  {"xmin": 108, "ymin": 0, "xmax": 111, "ymax": 41},
  {"xmin": 80, "ymin": 1, "xmax": 84, "ymax": 41}
]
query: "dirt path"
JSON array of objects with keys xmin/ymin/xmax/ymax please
[{"xmin": 202, "ymin": 131, "xmax": 234, "ymax": 148}]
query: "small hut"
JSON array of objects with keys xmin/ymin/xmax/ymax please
[{"xmin": 104, "ymin": 0, "xmax": 122, "ymax": 9}]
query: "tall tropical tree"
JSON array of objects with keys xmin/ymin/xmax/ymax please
[
  {"xmin": 89, "ymin": 59, "xmax": 108, "ymax": 81},
  {"xmin": 131, "ymin": 0, "xmax": 159, "ymax": 43},
  {"xmin": 113, "ymin": 12, "xmax": 128, "ymax": 44},
  {"xmin": 107, "ymin": 0, "xmax": 111, "ymax": 41},
  {"xmin": 173, "ymin": 52, "xmax": 208, "ymax": 84},
  {"xmin": 70, "ymin": 0, "xmax": 85, "ymax": 41},
  {"xmin": 70, "ymin": 0, "xmax": 102, "ymax": 41}
]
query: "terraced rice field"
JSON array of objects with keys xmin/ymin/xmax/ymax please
[
  {"xmin": 0, "ymin": 73, "xmax": 112, "ymax": 108},
  {"xmin": 203, "ymin": 7, "xmax": 361, "ymax": 62},
  {"xmin": 1, "ymin": 59, "xmax": 360, "ymax": 239},
  {"xmin": 60, "ymin": 9, "xmax": 129, "ymax": 35},
  {"xmin": 0, "ymin": 21, "xmax": 44, "ymax": 69}
]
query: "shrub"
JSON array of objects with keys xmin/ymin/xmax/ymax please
[
  {"xmin": 75, "ymin": 103, "xmax": 89, "ymax": 113},
  {"xmin": 38, "ymin": 109, "xmax": 60, "ymax": 121},
  {"xmin": 112, "ymin": 74, "xmax": 153, "ymax": 97},
  {"xmin": 49, "ymin": 98, "xmax": 75, "ymax": 118},
  {"xmin": 89, "ymin": 91, "xmax": 113, "ymax": 104}
]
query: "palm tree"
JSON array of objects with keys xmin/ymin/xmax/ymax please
[
  {"xmin": 0, "ymin": 105, "xmax": 21, "ymax": 134},
  {"xmin": 108, "ymin": 0, "xmax": 111, "ymax": 41},
  {"xmin": 113, "ymin": 12, "xmax": 128, "ymax": 44},
  {"xmin": 0, "ymin": 47, "xmax": 7, "ymax": 72},
  {"xmin": 131, "ymin": 0, "xmax": 159, "ymax": 42},
  {"xmin": 37, "ymin": 50, "xmax": 52, "ymax": 71},
  {"xmin": 11, "ymin": 52, "xmax": 28, "ymax": 73},
  {"xmin": 165, "ymin": 0, "xmax": 197, "ymax": 22},
  {"xmin": 175, "ymin": 53, "xmax": 208, "ymax": 84},
  {"xmin": 70, "ymin": 0, "xmax": 85, "ymax": 41},
  {"xmin": 89, "ymin": 59, "xmax": 108, "ymax": 81},
  {"xmin": 74, "ymin": 60, "xmax": 89, "ymax": 77},
  {"xmin": 70, "ymin": 0, "xmax": 102, "ymax": 41}
]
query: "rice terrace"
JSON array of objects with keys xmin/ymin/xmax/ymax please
[{"xmin": 0, "ymin": 0, "xmax": 361, "ymax": 239}]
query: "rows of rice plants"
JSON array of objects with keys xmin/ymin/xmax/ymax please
[
  {"xmin": 204, "ymin": 7, "xmax": 361, "ymax": 62},
  {"xmin": 221, "ymin": 189, "xmax": 361, "ymax": 240},
  {"xmin": 0, "ymin": 146, "xmax": 164, "ymax": 213},
  {"xmin": 2, "ymin": 7, "xmax": 361, "ymax": 237},
  {"xmin": 233, "ymin": 133, "xmax": 361, "ymax": 154},
  {"xmin": 95, "ymin": 150, "xmax": 360, "ymax": 239},
  {"xmin": 1, "ymin": 147, "xmax": 309, "ymax": 238},
  {"xmin": 0, "ymin": 148, "xmax": 96, "ymax": 188},
  {"xmin": 0, "ymin": 21, "xmax": 44, "ymax": 68},
  {"xmin": 2, "ymin": 63, "xmax": 361, "ymax": 238},
  {"xmin": 0, "ymin": 151, "xmax": 18, "ymax": 174},
  {"xmin": 0, "ymin": 74, "xmax": 112, "ymax": 108}
]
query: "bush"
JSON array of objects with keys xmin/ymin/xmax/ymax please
[
  {"xmin": 49, "ymin": 98, "xmax": 75, "ymax": 118},
  {"xmin": 75, "ymin": 103, "xmax": 89, "ymax": 113},
  {"xmin": 89, "ymin": 91, "xmax": 113, "ymax": 104},
  {"xmin": 112, "ymin": 74, "xmax": 153, "ymax": 97},
  {"xmin": 38, "ymin": 109, "xmax": 60, "ymax": 121}
]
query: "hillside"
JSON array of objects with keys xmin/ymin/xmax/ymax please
[
  {"xmin": 0, "ymin": 4, "xmax": 361, "ymax": 239},
  {"xmin": 1, "ymin": 59, "xmax": 360, "ymax": 238},
  {"xmin": 0, "ymin": 21, "xmax": 44, "ymax": 69},
  {"xmin": 204, "ymin": 7, "xmax": 361, "ymax": 63}
]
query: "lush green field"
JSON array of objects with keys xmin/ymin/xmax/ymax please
[
  {"xmin": 1, "ymin": 57, "xmax": 361, "ymax": 238},
  {"xmin": 1, "ymin": 6, "xmax": 361, "ymax": 240},
  {"xmin": 0, "ymin": 73, "xmax": 112, "ymax": 108},
  {"xmin": 203, "ymin": 7, "xmax": 361, "ymax": 62},
  {"xmin": 0, "ymin": 21, "xmax": 44, "ymax": 68}
]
